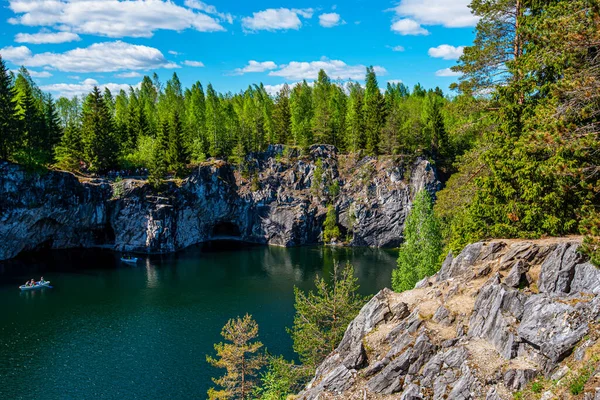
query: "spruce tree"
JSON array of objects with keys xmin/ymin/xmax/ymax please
[
  {"xmin": 167, "ymin": 111, "xmax": 188, "ymax": 177},
  {"xmin": 290, "ymin": 81, "xmax": 313, "ymax": 151},
  {"xmin": 345, "ymin": 82, "xmax": 364, "ymax": 152},
  {"xmin": 206, "ymin": 84, "xmax": 225, "ymax": 157},
  {"xmin": 0, "ymin": 55, "xmax": 18, "ymax": 160},
  {"xmin": 312, "ymin": 69, "xmax": 333, "ymax": 144},
  {"xmin": 185, "ymin": 81, "xmax": 207, "ymax": 160},
  {"xmin": 392, "ymin": 190, "xmax": 443, "ymax": 292},
  {"xmin": 272, "ymin": 84, "xmax": 292, "ymax": 145},
  {"xmin": 81, "ymin": 86, "xmax": 117, "ymax": 172},
  {"xmin": 43, "ymin": 95, "xmax": 62, "ymax": 162},
  {"xmin": 363, "ymin": 67, "xmax": 384, "ymax": 155},
  {"xmin": 149, "ymin": 118, "xmax": 170, "ymax": 184}
]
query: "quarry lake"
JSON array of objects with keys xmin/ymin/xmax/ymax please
[{"xmin": 0, "ymin": 242, "xmax": 397, "ymax": 400}]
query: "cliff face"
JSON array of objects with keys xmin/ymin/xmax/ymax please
[
  {"xmin": 299, "ymin": 238, "xmax": 600, "ymax": 400},
  {"xmin": 0, "ymin": 145, "xmax": 439, "ymax": 261}
]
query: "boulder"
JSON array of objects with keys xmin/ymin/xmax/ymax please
[
  {"xmin": 538, "ymin": 242, "xmax": 584, "ymax": 294},
  {"xmin": 438, "ymin": 242, "xmax": 483, "ymax": 282}
]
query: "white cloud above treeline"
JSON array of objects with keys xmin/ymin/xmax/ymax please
[
  {"xmin": 0, "ymin": 41, "xmax": 179, "ymax": 73},
  {"xmin": 234, "ymin": 61, "xmax": 278, "ymax": 75},
  {"xmin": 268, "ymin": 58, "xmax": 387, "ymax": 81},
  {"xmin": 7, "ymin": 0, "xmax": 227, "ymax": 38},
  {"xmin": 242, "ymin": 8, "xmax": 313, "ymax": 32},
  {"xmin": 41, "ymin": 78, "xmax": 141, "ymax": 98},
  {"xmin": 435, "ymin": 68, "xmax": 461, "ymax": 77},
  {"xmin": 428, "ymin": 44, "xmax": 464, "ymax": 60},
  {"xmin": 390, "ymin": 0, "xmax": 478, "ymax": 36}
]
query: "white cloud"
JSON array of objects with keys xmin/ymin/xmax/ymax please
[
  {"xmin": 15, "ymin": 31, "xmax": 80, "ymax": 44},
  {"xmin": 428, "ymin": 44, "xmax": 464, "ymax": 60},
  {"xmin": 8, "ymin": 0, "xmax": 225, "ymax": 38},
  {"xmin": 264, "ymin": 81, "xmax": 314, "ymax": 96},
  {"xmin": 391, "ymin": 19, "xmax": 429, "ymax": 35},
  {"xmin": 319, "ymin": 13, "xmax": 344, "ymax": 28},
  {"xmin": 115, "ymin": 71, "xmax": 142, "ymax": 78},
  {"xmin": 234, "ymin": 60, "xmax": 278, "ymax": 75},
  {"xmin": 390, "ymin": 45, "xmax": 405, "ymax": 52},
  {"xmin": 0, "ymin": 41, "xmax": 179, "ymax": 73},
  {"xmin": 183, "ymin": 60, "xmax": 205, "ymax": 67},
  {"xmin": 241, "ymin": 8, "xmax": 313, "ymax": 32},
  {"xmin": 435, "ymin": 68, "xmax": 461, "ymax": 77},
  {"xmin": 41, "ymin": 78, "xmax": 141, "ymax": 98},
  {"xmin": 184, "ymin": 0, "xmax": 233, "ymax": 23},
  {"xmin": 391, "ymin": 0, "xmax": 478, "ymax": 29},
  {"xmin": 29, "ymin": 70, "xmax": 53, "ymax": 78},
  {"xmin": 388, "ymin": 79, "xmax": 403, "ymax": 84},
  {"xmin": 269, "ymin": 59, "xmax": 387, "ymax": 81}
]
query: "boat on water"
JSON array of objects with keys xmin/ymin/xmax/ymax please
[
  {"xmin": 19, "ymin": 281, "xmax": 51, "ymax": 291},
  {"xmin": 120, "ymin": 257, "xmax": 139, "ymax": 264}
]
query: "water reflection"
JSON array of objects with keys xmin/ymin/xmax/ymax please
[{"xmin": 145, "ymin": 258, "xmax": 159, "ymax": 289}]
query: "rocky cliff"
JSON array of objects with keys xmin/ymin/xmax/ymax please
[
  {"xmin": 0, "ymin": 145, "xmax": 439, "ymax": 261},
  {"xmin": 299, "ymin": 238, "xmax": 600, "ymax": 400}
]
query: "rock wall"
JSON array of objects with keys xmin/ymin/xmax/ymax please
[
  {"xmin": 0, "ymin": 145, "xmax": 439, "ymax": 261},
  {"xmin": 299, "ymin": 238, "xmax": 600, "ymax": 399}
]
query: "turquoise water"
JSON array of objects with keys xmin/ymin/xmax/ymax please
[{"xmin": 0, "ymin": 242, "xmax": 397, "ymax": 399}]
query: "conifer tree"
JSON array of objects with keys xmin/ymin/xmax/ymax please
[
  {"xmin": 81, "ymin": 86, "xmax": 117, "ymax": 172},
  {"xmin": 323, "ymin": 205, "xmax": 341, "ymax": 243},
  {"xmin": 363, "ymin": 67, "xmax": 384, "ymax": 155},
  {"xmin": 312, "ymin": 69, "xmax": 333, "ymax": 144},
  {"xmin": 55, "ymin": 121, "xmax": 83, "ymax": 170},
  {"xmin": 167, "ymin": 111, "xmax": 188, "ymax": 177},
  {"xmin": 422, "ymin": 93, "xmax": 448, "ymax": 160},
  {"xmin": 149, "ymin": 118, "xmax": 170, "ymax": 184},
  {"xmin": 290, "ymin": 81, "xmax": 313, "ymax": 151},
  {"xmin": 185, "ymin": 81, "xmax": 207, "ymax": 160},
  {"xmin": 392, "ymin": 190, "xmax": 443, "ymax": 292},
  {"xmin": 345, "ymin": 82, "xmax": 364, "ymax": 152},
  {"xmin": 206, "ymin": 84, "xmax": 226, "ymax": 157},
  {"xmin": 43, "ymin": 94, "xmax": 62, "ymax": 162},
  {"xmin": 272, "ymin": 84, "xmax": 291, "ymax": 145},
  {"xmin": 14, "ymin": 74, "xmax": 44, "ymax": 165},
  {"xmin": 0, "ymin": 55, "xmax": 18, "ymax": 160},
  {"xmin": 207, "ymin": 314, "xmax": 266, "ymax": 400},
  {"xmin": 289, "ymin": 262, "xmax": 366, "ymax": 368}
]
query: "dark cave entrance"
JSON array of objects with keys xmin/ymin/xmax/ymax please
[{"xmin": 212, "ymin": 222, "xmax": 241, "ymax": 238}]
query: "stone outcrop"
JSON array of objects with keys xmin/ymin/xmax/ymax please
[
  {"xmin": 0, "ymin": 145, "xmax": 440, "ymax": 261},
  {"xmin": 298, "ymin": 238, "xmax": 600, "ymax": 399}
]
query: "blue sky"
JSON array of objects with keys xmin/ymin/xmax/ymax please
[{"xmin": 0, "ymin": 0, "xmax": 476, "ymax": 98}]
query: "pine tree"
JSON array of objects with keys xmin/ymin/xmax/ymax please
[
  {"xmin": 55, "ymin": 121, "xmax": 83, "ymax": 170},
  {"xmin": 272, "ymin": 84, "xmax": 292, "ymax": 145},
  {"xmin": 363, "ymin": 67, "xmax": 384, "ymax": 155},
  {"xmin": 149, "ymin": 118, "xmax": 170, "ymax": 184},
  {"xmin": 43, "ymin": 94, "xmax": 62, "ymax": 163},
  {"xmin": 0, "ymin": 55, "xmax": 18, "ymax": 160},
  {"xmin": 422, "ymin": 93, "xmax": 448, "ymax": 160},
  {"xmin": 81, "ymin": 86, "xmax": 118, "ymax": 172},
  {"xmin": 323, "ymin": 204, "xmax": 341, "ymax": 243},
  {"xmin": 185, "ymin": 81, "xmax": 207, "ymax": 160},
  {"xmin": 207, "ymin": 314, "xmax": 266, "ymax": 400},
  {"xmin": 392, "ymin": 190, "xmax": 443, "ymax": 292},
  {"xmin": 14, "ymin": 74, "xmax": 44, "ymax": 165},
  {"xmin": 289, "ymin": 262, "xmax": 366, "ymax": 368},
  {"xmin": 206, "ymin": 84, "xmax": 226, "ymax": 157}
]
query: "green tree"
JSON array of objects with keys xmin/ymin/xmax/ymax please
[
  {"xmin": 272, "ymin": 84, "xmax": 292, "ymax": 144},
  {"xmin": 323, "ymin": 204, "xmax": 341, "ymax": 243},
  {"xmin": 392, "ymin": 190, "xmax": 443, "ymax": 292},
  {"xmin": 54, "ymin": 121, "xmax": 83, "ymax": 170},
  {"xmin": 206, "ymin": 84, "xmax": 226, "ymax": 157},
  {"xmin": 290, "ymin": 81, "xmax": 313, "ymax": 151},
  {"xmin": 254, "ymin": 356, "xmax": 308, "ymax": 400},
  {"xmin": 363, "ymin": 67, "xmax": 384, "ymax": 155},
  {"xmin": 289, "ymin": 262, "xmax": 366, "ymax": 368},
  {"xmin": 81, "ymin": 86, "xmax": 118, "ymax": 172},
  {"xmin": 312, "ymin": 69, "xmax": 333, "ymax": 144},
  {"xmin": 0, "ymin": 55, "xmax": 18, "ymax": 160},
  {"xmin": 167, "ymin": 111, "xmax": 188, "ymax": 177},
  {"xmin": 207, "ymin": 314, "xmax": 266, "ymax": 400},
  {"xmin": 345, "ymin": 82, "xmax": 364, "ymax": 152}
]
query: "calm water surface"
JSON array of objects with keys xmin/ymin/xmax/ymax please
[{"xmin": 0, "ymin": 242, "xmax": 397, "ymax": 400}]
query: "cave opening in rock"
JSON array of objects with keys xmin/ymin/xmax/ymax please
[{"xmin": 212, "ymin": 222, "xmax": 241, "ymax": 238}]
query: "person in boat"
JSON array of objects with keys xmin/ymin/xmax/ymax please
[{"xmin": 39, "ymin": 277, "xmax": 44, "ymax": 284}]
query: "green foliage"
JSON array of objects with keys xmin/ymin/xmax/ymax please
[
  {"xmin": 530, "ymin": 381, "xmax": 543, "ymax": 394},
  {"xmin": 568, "ymin": 362, "xmax": 594, "ymax": 396},
  {"xmin": 393, "ymin": 190, "xmax": 443, "ymax": 292},
  {"xmin": 81, "ymin": 86, "xmax": 118, "ymax": 172},
  {"xmin": 323, "ymin": 204, "xmax": 341, "ymax": 243},
  {"xmin": 327, "ymin": 180, "xmax": 341, "ymax": 198},
  {"xmin": 288, "ymin": 262, "xmax": 366, "ymax": 369},
  {"xmin": 206, "ymin": 314, "xmax": 266, "ymax": 400},
  {"xmin": 363, "ymin": 66, "xmax": 384, "ymax": 155},
  {"xmin": 254, "ymin": 356, "xmax": 309, "ymax": 400}
]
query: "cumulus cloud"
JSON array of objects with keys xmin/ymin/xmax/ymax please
[
  {"xmin": 234, "ymin": 60, "xmax": 278, "ymax": 75},
  {"xmin": 391, "ymin": 0, "xmax": 478, "ymax": 28},
  {"xmin": 388, "ymin": 79, "xmax": 403, "ymax": 84},
  {"xmin": 184, "ymin": 0, "xmax": 233, "ymax": 23},
  {"xmin": 8, "ymin": 0, "xmax": 225, "ymax": 38},
  {"xmin": 0, "ymin": 41, "xmax": 179, "ymax": 73},
  {"xmin": 428, "ymin": 44, "xmax": 464, "ymax": 60},
  {"xmin": 390, "ymin": 45, "xmax": 405, "ymax": 52},
  {"xmin": 115, "ymin": 71, "xmax": 142, "ymax": 78},
  {"xmin": 15, "ymin": 31, "xmax": 81, "ymax": 44},
  {"xmin": 391, "ymin": 19, "xmax": 429, "ymax": 35},
  {"xmin": 183, "ymin": 60, "xmax": 205, "ymax": 67},
  {"xmin": 242, "ymin": 8, "xmax": 313, "ymax": 32},
  {"xmin": 269, "ymin": 59, "xmax": 387, "ymax": 81},
  {"xmin": 168, "ymin": 50, "xmax": 181, "ymax": 56},
  {"xmin": 435, "ymin": 68, "xmax": 461, "ymax": 77},
  {"xmin": 319, "ymin": 13, "xmax": 344, "ymax": 28},
  {"xmin": 41, "ymin": 78, "xmax": 141, "ymax": 98}
]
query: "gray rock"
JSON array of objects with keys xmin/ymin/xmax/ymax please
[
  {"xmin": 401, "ymin": 383, "xmax": 422, "ymax": 400},
  {"xmin": 469, "ymin": 276, "xmax": 526, "ymax": 359},
  {"xmin": 550, "ymin": 365, "xmax": 570, "ymax": 381},
  {"xmin": 571, "ymin": 262, "xmax": 600, "ymax": 295},
  {"xmin": 486, "ymin": 387, "xmax": 502, "ymax": 400},
  {"xmin": 392, "ymin": 302, "xmax": 410, "ymax": 320},
  {"xmin": 433, "ymin": 305, "xmax": 454, "ymax": 326},
  {"xmin": 366, "ymin": 348, "xmax": 412, "ymax": 394},
  {"xmin": 500, "ymin": 242, "xmax": 539, "ymax": 269},
  {"xmin": 517, "ymin": 295, "xmax": 589, "ymax": 365},
  {"xmin": 503, "ymin": 260, "xmax": 530, "ymax": 288},
  {"xmin": 538, "ymin": 242, "xmax": 584, "ymax": 294},
  {"xmin": 479, "ymin": 242, "xmax": 507, "ymax": 262},
  {"xmin": 448, "ymin": 363, "xmax": 475, "ymax": 400},
  {"xmin": 438, "ymin": 242, "xmax": 483, "ymax": 282},
  {"xmin": 504, "ymin": 368, "xmax": 538, "ymax": 390}
]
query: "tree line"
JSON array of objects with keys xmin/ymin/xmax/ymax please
[{"xmin": 0, "ymin": 59, "xmax": 481, "ymax": 180}]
